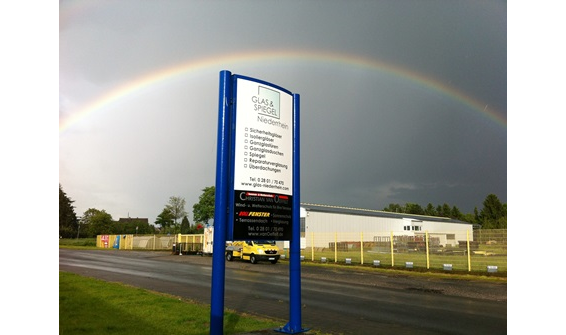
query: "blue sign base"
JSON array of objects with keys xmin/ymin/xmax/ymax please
[{"xmin": 274, "ymin": 324, "xmax": 311, "ymax": 334}]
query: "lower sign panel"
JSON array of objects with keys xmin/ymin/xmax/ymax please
[{"xmin": 233, "ymin": 190, "xmax": 292, "ymax": 240}]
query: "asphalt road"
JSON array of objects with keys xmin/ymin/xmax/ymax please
[{"xmin": 59, "ymin": 249, "xmax": 507, "ymax": 334}]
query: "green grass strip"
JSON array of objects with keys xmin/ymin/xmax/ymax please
[{"xmin": 59, "ymin": 271, "xmax": 284, "ymax": 335}]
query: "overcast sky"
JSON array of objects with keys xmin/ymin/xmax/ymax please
[{"xmin": 59, "ymin": 0, "xmax": 507, "ymax": 224}]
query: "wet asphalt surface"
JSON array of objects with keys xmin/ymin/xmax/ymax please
[{"xmin": 59, "ymin": 249, "xmax": 507, "ymax": 335}]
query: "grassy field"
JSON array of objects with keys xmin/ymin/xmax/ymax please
[
  {"xmin": 59, "ymin": 237, "xmax": 97, "ymax": 247},
  {"xmin": 60, "ymin": 271, "xmax": 292, "ymax": 335},
  {"xmin": 294, "ymin": 249, "xmax": 507, "ymax": 274}
]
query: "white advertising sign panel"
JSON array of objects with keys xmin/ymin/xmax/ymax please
[
  {"xmin": 232, "ymin": 77, "xmax": 294, "ymax": 240},
  {"xmin": 234, "ymin": 78, "xmax": 293, "ymax": 195}
]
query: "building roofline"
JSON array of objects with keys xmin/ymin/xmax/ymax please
[{"xmin": 300, "ymin": 203, "xmax": 471, "ymax": 225}]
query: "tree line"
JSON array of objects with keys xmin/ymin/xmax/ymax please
[
  {"xmin": 59, "ymin": 184, "xmax": 216, "ymax": 238},
  {"xmin": 381, "ymin": 193, "xmax": 507, "ymax": 229},
  {"xmin": 59, "ymin": 184, "xmax": 505, "ymax": 238}
]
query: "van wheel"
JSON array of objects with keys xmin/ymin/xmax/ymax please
[
  {"xmin": 270, "ymin": 259, "xmax": 278, "ymax": 264},
  {"xmin": 250, "ymin": 254, "xmax": 258, "ymax": 264},
  {"xmin": 226, "ymin": 252, "xmax": 233, "ymax": 261}
]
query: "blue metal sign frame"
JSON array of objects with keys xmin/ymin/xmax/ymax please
[{"xmin": 210, "ymin": 70, "xmax": 307, "ymax": 334}]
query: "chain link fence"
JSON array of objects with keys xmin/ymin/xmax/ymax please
[
  {"xmin": 284, "ymin": 229, "xmax": 506, "ymax": 273},
  {"xmin": 97, "ymin": 229, "xmax": 506, "ymax": 274}
]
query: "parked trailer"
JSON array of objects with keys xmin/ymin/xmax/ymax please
[
  {"xmin": 172, "ymin": 225, "xmax": 214, "ymax": 256},
  {"xmin": 172, "ymin": 233, "xmax": 204, "ymax": 255}
]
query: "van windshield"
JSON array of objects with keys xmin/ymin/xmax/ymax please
[{"xmin": 255, "ymin": 240, "xmax": 275, "ymax": 245}]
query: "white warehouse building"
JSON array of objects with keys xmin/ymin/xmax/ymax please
[{"xmin": 298, "ymin": 203, "xmax": 475, "ymax": 250}]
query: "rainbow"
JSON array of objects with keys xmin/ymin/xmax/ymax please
[{"xmin": 59, "ymin": 49, "xmax": 506, "ymax": 132}]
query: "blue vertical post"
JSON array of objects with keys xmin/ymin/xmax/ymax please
[
  {"xmin": 210, "ymin": 70, "xmax": 232, "ymax": 335},
  {"xmin": 280, "ymin": 93, "xmax": 307, "ymax": 333}
]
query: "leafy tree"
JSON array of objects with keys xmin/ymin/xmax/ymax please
[
  {"xmin": 59, "ymin": 184, "xmax": 78, "ymax": 238},
  {"xmin": 495, "ymin": 216, "xmax": 507, "ymax": 229},
  {"xmin": 435, "ymin": 204, "xmax": 444, "ymax": 217},
  {"xmin": 450, "ymin": 206, "xmax": 463, "ymax": 220},
  {"xmin": 424, "ymin": 203, "xmax": 437, "ymax": 216},
  {"xmin": 180, "ymin": 215, "xmax": 191, "ymax": 234},
  {"xmin": 114, "ymin": 218, "xmax": 155, "ymax": 235},
  {"xmin": 193, "ymin": 186, "xmax": 215, "ymax": 225},
  {"xmin": 376, "ymin": 194, "xmax": 507, "ymax": 228},
  {"xmin": 165, "ymin": 196, "xmax": 188, "ymax": 227},
  {"xmin": 479, "ymin": 194, "xmax": 506, "ymax": 229},
  {"xmin": 81, "ymin": 208, "xmax": 113, "ymax": 237},
  {"xmin": 155, "ymin": 207, "xmax": 174, "ymax": 231},
  {"xmin": 80, "ymin": 208, "xmax": 97, "ymax": 235},
  {"xmin": 441, "ymin": 203, "xmax": 452, "ymax": 218},
  {"xmin": 461, "ymin": 212, "xmax": 476, "ymax": 224},
  {"xmin": 480, "ymin": 194, "xmax": 504, "ymax": 221},
  {"xmin": 473, "ymin": 207, "xmax": 480, "ymax": 223},
  {"xmin": 405, "ymin": 203, "xmax": 424, "ymax": 215},
  {"xmin": 383, "ymin": 203, "xmax": 403, "ymax": 213}
]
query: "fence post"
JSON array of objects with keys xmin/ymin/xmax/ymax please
[
  {"xmin": 467, "ymin": 230, "xmax": 472, "ymax": 272},
  {"xmin": 311, "ymin": 232, "xmax": 314, "ymax": 261},
  {"xmin": 390, "ymin": 231, "xmax": 395, "ymax": 267},
  {"xmin": 334, "ymin": 232, "xmax": 338, "ymax": 263},
  {"xmin": 360, "ymin": 232, "xmax": 364, "ymax": 265},
  {"xmin": 425, "ymin": 230, "xmax": 430, "ymax": 269}
]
